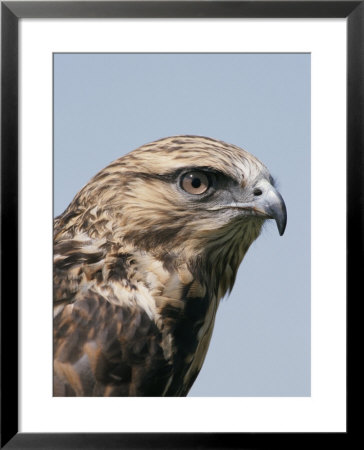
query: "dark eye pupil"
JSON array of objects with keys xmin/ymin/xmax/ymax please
[{"xmin": 192, "ymin": 177, "xmax": 201, "ymax": 188}]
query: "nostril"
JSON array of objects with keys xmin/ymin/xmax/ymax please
[{"xmin": 254, "ymin": 188, "xmax": 263, "ymax": 196}]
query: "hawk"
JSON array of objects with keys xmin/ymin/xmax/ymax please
[{"xmin": 53, "ymin": 135, "xmax": 287, "ymax": 396}]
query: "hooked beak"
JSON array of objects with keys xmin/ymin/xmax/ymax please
[
  {"xmin": 247, "ymin": 181, "xmax": 287, "ymax": 236},
  {"xmin": 209, "ymin": 180, "xmax": 287, "ymax": 235}
]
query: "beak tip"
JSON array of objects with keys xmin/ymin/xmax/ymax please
[
  {"xmin": 277, "ymin": 217, "xmax": 287, "ymax": 236},
  {"xmin": 277, "ymin": 204, "xmax": 287, "ymax": 236},
  {"xmin": 267, "ymin": 191, "xmax": 287, "ymax": 236}
]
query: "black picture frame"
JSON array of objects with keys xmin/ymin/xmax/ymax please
[{"xmin": 1, "ymin": 1, "xmax": 359, "ymax": 448}]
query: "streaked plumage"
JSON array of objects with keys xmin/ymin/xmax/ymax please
[{"xmin": 53, "ymin": 135, "xmax": 287, "ymax": 396}]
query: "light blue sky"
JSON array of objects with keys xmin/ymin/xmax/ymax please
[{"xmin": 54, "ymin": 53, "xmax": 310, "ymax": 396}]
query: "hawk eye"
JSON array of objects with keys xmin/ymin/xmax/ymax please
[{"xmin": 181, "ymin": 171, "xmax": 210, "ymax": 195}]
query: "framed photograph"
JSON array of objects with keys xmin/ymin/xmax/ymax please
[{"xmin": 1, "ymin": 1, "xmax": 359, "ymax": 448}]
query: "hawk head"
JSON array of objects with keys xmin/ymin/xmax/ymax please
[{"xmin": 55, "ymin": 135, "xmax": 286, "ymax": 297}]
